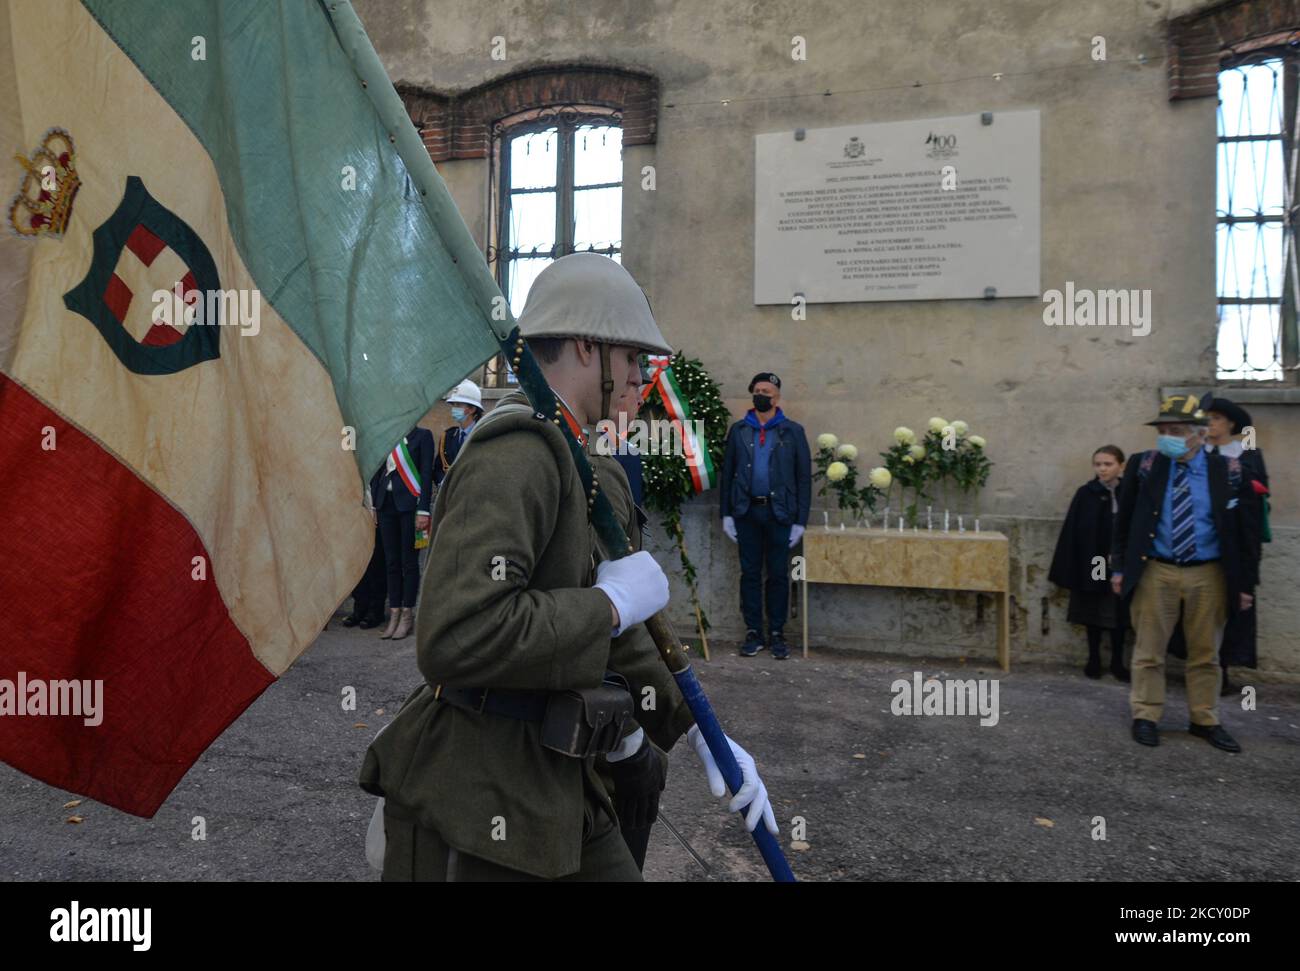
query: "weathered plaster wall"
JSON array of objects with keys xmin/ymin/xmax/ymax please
[{"xmin": 358, "ymin": 0, "xmax": 1298, "ymax": 674}]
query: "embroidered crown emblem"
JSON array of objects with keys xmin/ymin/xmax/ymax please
[{"xmin": 9, "ymin": 128, "xmax": 80, "ymax": 238}]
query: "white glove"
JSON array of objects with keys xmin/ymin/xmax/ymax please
[
  {"xmin": 788, "ymin": 524, "xmax": 805, "ymax": 548},
  {"xmin": 595, "ymin": 550, "xmax": 669, "ymax": 635},
  {"xmin": 687, "ymin": 724, "xmax": 778, "ymax": 835},
  {"xmin": 722, "ymin": 516, "xmax": 738, "ymax": 543}
]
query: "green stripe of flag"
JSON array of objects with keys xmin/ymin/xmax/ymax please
[{"xmin": 80, "ymin": 0, "xmax": 501, "ymax": 478}]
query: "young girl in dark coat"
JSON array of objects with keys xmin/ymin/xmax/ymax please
[{"xmin": 1049, "ymin": 445, "xmax": 1130, "ymax": 681}]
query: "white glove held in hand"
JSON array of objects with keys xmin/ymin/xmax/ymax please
[
  {"xmin": 687, "ymin": 724, "xmax": 779, "ymax": 835},
  {"xmin": 788, "ymin": 524, "xmax": 805, "ymax": 548},
  {"xmin": 595, "ymin": 550, "xmax": 669, "ymax": 635},
  {"xmin": 722, "ymin": 516, "xmax": 738, "ymax": 543}
]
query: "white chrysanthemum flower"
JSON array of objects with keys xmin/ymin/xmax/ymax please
[
  {"xmin": 826, "ymin": 461, "xmax": 849, "ymax": 482},
  {"xmin": 868, "ymin": 467, "xmax": 891, "ymax": 489},
  {"xmin": 893, "ymin": 426, "xmax": 915, "ymax": 445},
  {"xmin": 951, "ymin": 420, "xmax": 969, "ymax": 437},
  {"xmin": 816, "ymin": 433, "xmax": 839, "ymax": 451},
  {"xmin": 909, "ymin": 444, "xmax": 926, "ymax": 460},
  {"xmin": 928, "ymin": 417, "xmax": 948, "ymax": 433},
  {"xmin": 968, "ymin": 435, "xmax": 986, "ymax": 448},
  {"xmin": 835, "ymin": 443, "xmax": 858, "ymax": 461}
]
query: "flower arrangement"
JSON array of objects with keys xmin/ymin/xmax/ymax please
[
  {"xmin": 880, "ymin": 417, "xmax": 993, "ymax": 526},
  {"xmin": 813, "ymin": 432, "xmax": 891, "ymax": 524}
]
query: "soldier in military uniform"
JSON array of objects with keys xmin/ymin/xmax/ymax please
[{"xmin": 360, "ymin": 253, "xmax": 777, "ymax": 880}]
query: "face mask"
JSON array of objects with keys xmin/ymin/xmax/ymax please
[
  {"xmin": 450, "ymin": 406, "xmax": 467, "ymax": 422},
  {"xmin": 752, "ymin": 394, "xmax": 773, "ymax": 412},
  {"xmin": 1156, "ymin": 434, "xmax": 1190, "ymax": 459}
]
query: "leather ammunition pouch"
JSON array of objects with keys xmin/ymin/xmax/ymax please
[
  {"xmin": 435, "ymin": 674, "xmax": 634, "ymax": 759},
  {"xmin": 540, "ymin": 679, "xmax": 635, "ymax": 759}
]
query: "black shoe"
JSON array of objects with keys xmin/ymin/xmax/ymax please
[
  {"xmin": 1131, "ymin": 719, "xmax": 1159, "ymax": 747},
  {"xmin": 770, "ymin": 632, "xmax": 790, "ymax": 660},
  {"xmin": 357, "ymin": 613, "xmax": 384, "ymax": 630},
  {"xmin": 740, "ymin": 630, "xmax": 764, "ymax": 657},
  {"xmin": 1189, "ymin": 723, "xmax": 1241, "ymax": 753},
  {"xmin": 1084, "ymin": 655, "xmax": 1102, "ymax": 679},
  {"xmin": 1110, "ymin": 663, "xmax": 1130, "ymax": 683},
  {"xmin": 341, "ymin": 613, "xmax": 363, "ymax": 628}
]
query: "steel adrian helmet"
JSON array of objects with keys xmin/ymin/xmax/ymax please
[{"xmin": 515, "ymin": 253, "xmax": 671, "ymax": 355}]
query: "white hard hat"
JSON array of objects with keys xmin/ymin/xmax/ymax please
[
  {"xmin": 445, "ymin": 379, "xmax": 482, "ymax": 408},
  {"xmin": 516, "ymin": 253, "xmax": 671, "ymax": 354}
]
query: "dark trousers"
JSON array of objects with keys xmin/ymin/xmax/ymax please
[
  {"xmin": 378, "ymin": 491, "xmax": 420, "ymax": 609},
  {"xmin": 350, "ymin": 526, "xmax": 387, "ymax": 619},
  {"xmin": 736, "ymin": 503, "xmax": 793, "ymax": 635}
]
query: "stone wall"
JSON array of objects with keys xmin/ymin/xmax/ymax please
[{"xmin": 358, "ymin": 0, "xmax": 1299, "ymax": 675}]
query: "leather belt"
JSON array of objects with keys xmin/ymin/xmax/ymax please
[
  {"xmin": 434, "ymin": 685, "xmax": 549, "ymax": 722},
  {"xmin": 1151, "ymin": 556, "xmax": 1221, "ymax": 567}
]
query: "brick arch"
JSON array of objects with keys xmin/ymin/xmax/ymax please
[
  {"xmin": 397, "ymin": 64, "xmax": 658, "ymax": 161},
  {"xmin": 1169, "ymin": 0, "xmax": 1300, "ymax": 99}
]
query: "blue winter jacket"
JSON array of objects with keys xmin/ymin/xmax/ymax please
[{"xmin": 720, "ymin": 409, "xmax": 812, "ymax": 526}]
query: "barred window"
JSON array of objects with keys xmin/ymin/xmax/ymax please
[
  {"xmin": 1216, "ymin": 54, "xmax": 1299, "ymax": 380},
  {"xmin": 483, "ymin": 109, "xmax": 623, "ymax": 387}
]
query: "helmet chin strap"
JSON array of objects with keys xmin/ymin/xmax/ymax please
[{"xmin": 599, "ymin": 341, "xmax": 614, "ymax": 421}]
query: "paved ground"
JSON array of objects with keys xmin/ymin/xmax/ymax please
[{"xmin": 2, "ymin": 620, "xmax": 1298, "ymax": 882}]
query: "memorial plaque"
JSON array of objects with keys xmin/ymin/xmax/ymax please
[{"xmin": 754, "ymin": 111, "xmax": 1040, "ymax": 304}]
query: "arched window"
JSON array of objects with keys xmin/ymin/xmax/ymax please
[
  {"xmin": 1216, "ymin": 53, "xmax": 1295, "ymax": 380},
  {"xmin": 486, "ymin": 107, "xmax": 624, "ymax": 386},
  {"xmin": 1170, "ymin": 1, "xmax": 1300, "ymax": 381},
  {"xmin": 399, "ymin": 66, "xmax": 658, "ymax": 389}
]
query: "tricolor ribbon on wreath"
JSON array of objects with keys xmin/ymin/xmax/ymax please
[{"xmin": 641, "ymin": 354, "xmax": 716, "ymax": 493}]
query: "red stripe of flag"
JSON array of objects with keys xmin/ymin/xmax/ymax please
[{"xmin": 0, "ymin": 376, "xmax": 274, "ymax": 816}]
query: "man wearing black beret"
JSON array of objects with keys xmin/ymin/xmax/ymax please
[{"xmin": 720, "ymin": 371, "xmax": 811, "ymax": 660}]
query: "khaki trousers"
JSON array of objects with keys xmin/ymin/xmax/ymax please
[{"xmin": 1130, "ymin": 560, "xmax": 1227, "ymax": 726}]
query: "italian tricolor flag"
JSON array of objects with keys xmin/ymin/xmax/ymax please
[{"xmin": 0, "ymin": 0, "xmax": 500, "ymax": 815}]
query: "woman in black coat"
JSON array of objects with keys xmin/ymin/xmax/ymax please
[{"xmin": 1049, "ymin": 445, "xmax": 1129, "ymax": 680}]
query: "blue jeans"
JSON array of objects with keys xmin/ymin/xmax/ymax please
[{"xmin": 735, "ymin": 503, "xmax": 792, "ymax": 635}]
